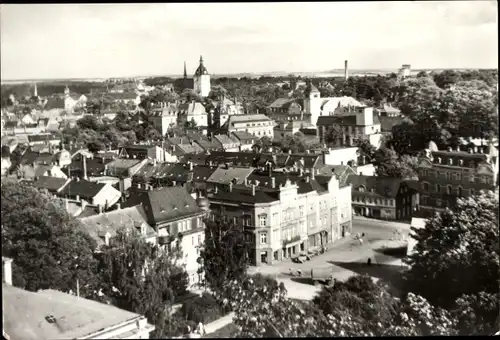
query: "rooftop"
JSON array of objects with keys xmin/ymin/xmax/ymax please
[
  {"xmin": 207, "ymin": 166, "xmax": 255, "ymax": 185},
  {"xmin": 3, "ymin": 284, "xmax": 147, "ymax": 340}
]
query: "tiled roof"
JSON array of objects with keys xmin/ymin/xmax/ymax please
[
  {"xmin": 231, "ymin": 131, "xmax": 257, "ymax": 143},
  {"xmin": 429, "ymin": 151, "xmax": 489, "ymax": 168},
  {"xmin": 134, "ymin": 162, "xmax": 175, "ymax": 178},
  {"xmin": 213, "ymin": 134, "xmax": 240, "ymax": 146},
  {"xmin": 206, "ymin": 166, "xmax": 255, "ymax": 185},
  {"xmin": 346, "ymin": 175, "xmax": 404, "ymax": 198},
  {"xmin": 192, "ymin": 165, "xmax": 218, "ymax": 182},
  {"xmin": 195, "ymin": 139, "xmax": 220, "ymax": 151},
  {"xmin": 206, "ymin": 151, "xmax": 257, "ymax": 167},
  {"xmin": 34, "ymin": 165, "xmax": 54, "ymax": 177},
  {"xmin": 225, "ymin": 114, "xmax": 272, "ymax": 126},
  {"xmin": 78, "ymin": 205, "xmax": 156, "ymax": 246},
  {"xmin": 124, "ymin": 186, "xmax": 203, "ymax": 225},
  {"xmin": 162, "ymin": 163, "xmax": 193, "ymax": 182},
  {"xmin": 317, "ymin": 164, "xmax": 356, "ymax": 187},
  {"xmin": 3, "ymin": 121, "xmax": 18, "ymax": 129},
  {"xmin": 284, "ymin": 154, "xmax": 321, "ymax": 169},
  {"xmin": 3, "ymin": 285, "xmax": 144, "ymax": 340},
  {"xmin": 208, "ymin": 185, "xmax": 279, "ymax": 204},
  {"xmin": 174, "ymin": 143, "xmax": 204, "ymax": 155},
  {"xmin": 27, "ymin": 134, "xmax": 60, "ymax": 143},
  {"xmin": 63, "ymin": 158, "xmax": 111, "ymax": 177},
  {"xmin": 382, "ymin": 104, "xmax": 401, "ymax": 113},
  {"xmin": 268, "ymin": 98, "xmax": 296, "ymax": 109},
  {"xmin": 106, "ymin": 158, "xmax": 142, "ymax": 169},
  {"xmin": 60, "ymin": 179, "xmax": 106, "ymax": 199},
  {"xmin": 316, "ymin": 113, "xmax": 380, "ymax": 126},
  {"xmin": 178, "ymin": 102, "xmax": 207, "ymax": 115},
  {"xmin": 34, "ymin": 153, "xmax": 56, "ymax": 165},
  {"xmin": 247, "ymin": 171, "xmax": 329, "ymax": 194},
  {"xmin": 178, "ymin": 153, "xmax": 208, "ymax": 165},
  {"xmin": 32, "ymin": 176, "xmax": 70, "ymax": 193},
  {"xmin": 320, "ymin": 96, "xmax": 363, "ymax": 110}
]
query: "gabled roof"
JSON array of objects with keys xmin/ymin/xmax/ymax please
[
  {"xmin": 284, "ymin": 154, "xmax": 321, "ymax": 169},
  {"xmin": 192, "ymin": 165, "xmax": 218, "ymax": 182},
  {"xmin": 316, "ymin": 164, "xmax": 356, "ymax": 187},
  {"xmin": 174, "ymin": 143, "xmax": 205, "ymax": 155},
  {"xmin": 213, "ymin": 134, "xmax": 240, "ymax": 146},
  {"xmin": 231, "ymin": 131, "xmax": 257, "ymax": 143},
  {"xmin": 206, "ymin": 166, "xmax": 255, "ymax": 184},
  {"xmin": 134, "ymin": 162, "xmax": 175, "ymax": 179},
  {"xmin": 316, "ymin": 113, "xmax": 380, "ymax": 127},
  {"xmin": 248, "ymin": 170, "xmax": 331, "ymax": 194},
  {"xmin": 60, "ymin": 179, "xmax": 107, "ymax": 199},
  {"xmin": 206, "ymin": 151, "xmax": 257, "ymax": 167},
  {"xmin": 179, "ymin": 153, "xmax": 208, "ymax": 165},
  {"xmin": 268, "ymin": 98, "xmax": 297, "ymax": 109},
  {"xmin": 34, "ymin": 165, "xmax": 58, "ymax": 178},
  {"xmin": 320, "ymin": 96, "xmax": 363, "ymax": 109},
  {"xmin": 225, "ymin": 114, "xmax": 273, "ymax": 127},
  {"xmin": 208, "ymin": 185, "xmax": 279, "ymax": 204},
  {"xmin": 195, "ymin": 139, "xmax": 220, "ymax": 151},
  {"xmin": 346, "ymin": 175, "xmax": 408, "ymax": 198},
  {"xmin": 34, "ymin": 153, "xmax": 56, "ymax": 165},
  {"xmin": 3, "ymin": 284, "xmax": 146, "ymax": 340},
  {"xmin": 78, "ymin": 205, "xmax": 156, "ymax": 246},
  {"xmin": 124, "ymin": 186, "xmax": 203, "ymax": 225},
  {"xmin": 32, "ymin": 176, "xmax": 70, "ymax": 193},
  {"xmin": 106, "ymin": 158, "xmax": 143, "ymax": 170},
  {"xmin": 178, "ymin": 102, "xmax": 207, "ymax": 115}
]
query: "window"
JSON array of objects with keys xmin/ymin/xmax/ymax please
[
  {"xmin": 299, "ymin": 206, "xmax": 304, "ymax": 217},
  {"xmin": 192, "ymin": 236, "xmax": 195, "ymax": 245},
  {"xmin": 436, "ymin": 184, "xmax": 441, "ymax": 193},
  {"xmin": 259, "ymin": 215, "xmax": 267, "ymax": 227},
  {"xmin": 470, "ymin": 189, "xmax": 475, "ymax": 196},
  {"xmin": 458, "ymin": 187, "xmax": 463, "ymax": 197},
  {"xmin": 436, "ymin": 171, "xmax": 440, "ymax": 178},
  {"xmin": 446, "ymin": 172, "xmax": 452, "ymax": 181},
  {"xmin": 481, "ymin": 176, "xmax": 487, "ymax": 184},
  {"xmin": 448, "ymin": 158, "xmax": 453, "ymax": 165},
  {"xmin": 437, "ymin": 157, "xmax": 442, "ymax": 164},
  {"xmin": 469, "ymin": 175, "xmax": 475, "ymax": 183},
  {"xmin": 358, "ymin": 186, "xmax": 365, "ymax": 192},
  {"xmin": 402, "ymin": 197, "xmax": 405, "ymax": 204},
  {"xmin": 198, "ymin": 234, "xmax": 202, "ymax": 245},
  {"xmin": 423, "ymin": 182, "xmax": 429, "ymax": 191},
  {"xmin": 459, "ymin": 159, "xmax": 464, "ymax": 166},
  {"xmin": 447, "ymin": 185, "xmax": 452, "ymax": 195},
  {"xmin": 436, "ymin": 199, "xmax": 442, "ymax": 207},
  {"xmin": 260, "ymin": 233, "xmax": 267, "ymax": 244}
]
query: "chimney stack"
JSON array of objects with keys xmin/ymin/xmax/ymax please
[
  {"xmin": 271, "ymin": 177, "xmax": 276, "ymax": 188},
  {"xmin": 311, "ymin": 168, "xmax": 315, "ymax": 180},
  {"xmin": 116, "ymin": 203, "xmax": 121, "ymax": 210},
  {"xmin": 229, "ymin": 182, "xmax": 233, "ymax": 192},
  {"xmin": 305, "ymin": 176, "xmax": 310, "ymax": 183},
  {"xmin": 215, "ymin": 186, "xmax": 218, "ymax": 194},
  {"xmin": 344, "ymin": 60, "xmax": 349, "ymax": 81},
  {"xmin": 82, "ymin": 156, "xmax": 88, "ymax": 180},
  {"xmin": 2, "ymin": 257, "xmax": 13, "ymax": 285},
  {"xmin": 251, "ymin": 184, "xmax": 256, "ymax": 196},
  {"xmin": 98, "ymin": 205, "xmax": 103, "ymax": 214},
  {"xmin": 76, "ymin": 195, "xmax": 80, "ymax": 202}
]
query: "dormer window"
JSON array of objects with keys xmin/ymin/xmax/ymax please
[
  {"xmin": 448, "ymin": 158, "xmax": 453, "ymax": 165},
  {"xmin": 358, "ymin": 186, "xmax": 365, "ymax": 192},
  {"xmin": 437, "ymin": 157, "xmax": 442, "ymax": 164},
  {"xmin": 459, "ymin": 159, "xmax": 464, "ymax": 166}
]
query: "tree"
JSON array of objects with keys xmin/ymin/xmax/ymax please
[
  {"xmin": 253, "ymin": 136, "xmax": 273, "ymax": 152},
  {"xmin": 200, "ymin": 215, "xmax": 251, "ymax": 295},
  {"xmin": 1, "ymin": 180, "xmax": 98, "ymax": 297},
  {"xmin": 324, "ymin": 125, "xmax": 343, "ymax": 147},
  {"xmin": 97, "ymin": 230, "xmax": 189, "ymax": 329},
  {"xmin": 77, "ymin": 115, "xmax": 101, "ymax": 131},
  {"xmin": 280, "ymin": 132, "xmax": 308, "ymax": 153},
  {"xmin": 356, "ymin": 139, "xmax": 377, "ymax": 162},
  {"xmin": 433, "ymin": 70, "xmax": 463, "ymax": 89},
  {"xmin": 184, "ymin": 118, "xmax": 198, "ymax": 129},
  {"xmin": 404, "ymin": 190, "xmax": 500, "ymax": 335},
  {"xmin": 374, "ymin": 147, "xmax": 418, "ymax": 179},
  {"xmin": 313, "ymin": 275, "xmax": 399, "ymax": 335},
  {"xmin": 416, "ymin": 71, "xmax": 428, "ymax": 78}
]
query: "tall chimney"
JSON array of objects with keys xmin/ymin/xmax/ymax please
[
  {"xmin": 344, "ymin": 60, "xmax": 349, "ymax": 81},
  {"xmin": 311, "ymin": 168, "xmax": 315, "ymax": 180},
  {"xmin": 251, "ymin": 184, "xmax": 256, "ymax": 196},
  {"xmin": 98, "ymin": 205, "xmax": 103, "ymax": 214},
  {"xmin": 2, "ymin": 257, "xmax": 13, "ymax": 285},
  {"xmin": 82, "ymin": 156, "xmax": 88, "ymax": 180},
  {"xmin": 229, "ymin": 182, "xmax": 233, "ymax": 192},
  {"xmin": 271, "ymin": 177, "xmax": 276, "ymax": 188}
]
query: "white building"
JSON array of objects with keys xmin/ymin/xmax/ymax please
[
  {"xmin": 193, "ymin": 56, "xmax": 211, "ymax": 98},
  {"xmin": 303, "ymin": 82, "xmax": 364, "ymax": 127},
  {"xmin": 222, "ymin": 114, "xmax": 275, "ymax": 139},
  {"xmin": 398, "ymin": 64, "xmax": 411, "ymax": 78}
]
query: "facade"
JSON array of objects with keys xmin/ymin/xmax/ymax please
[
  {"xmin": 193, "ymin": 56, "xmax": 211, "ymax": 97},
  {"xmin": 119, "ymin": 145, "xmax": 168, "ymax": 163},
  {"xmin": 222, "ymin": 114, "xmax": 275, "ymax": 139},
  {"xmin": 398, "ymin": 64, "xmax": 411, "ymax": 78},
  {"xmin": 208, "ymin": 169, "xmax": 352, "ymax": 266},
  {"xmin": 123, "ymin": 186, "xmax": 209, "ymax": 287},
  {"xmin": 59, "ymin": 179, "xmax": 122, "ymax": 208},
  {"xmin": 416, "ymin": 142, "xmax": 498, "ymax": 216},
  {"xmin": 2, "ymin": 258, "xmax": 154, "ymax": 340},
  {"xmin": 231, "ymin": 131, "xmax": 257, "ymax": 151},
  {"xmin": 150, "ymin": 103, "xmax": 178, "ymax": 136},
  {"xmin": 267, "ymin": 98, "xmax": 303, "ymax": 123},
  {"xmin": 179, "ymin": 101, "xmax": 208, "ymax": 128},
  {"xmin": 104, "ymin": 158, "xmax": 148, "ymax": 178},
  {"xmin": 303, "ymin": 82, "xmax": 363, "ymax": 127},
  {"xmin": 317, "ymin": 106, "xmax": 382, "ymax": 148},
  {"xmin": 347, "ymin": 175, "xmax": 420, "ymax": 221}
]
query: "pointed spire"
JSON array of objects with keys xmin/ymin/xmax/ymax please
[
  {"xmin": 184, "ymin": 61, "xmax": 187, "ymax": 78},
  {"xmin": 199, "ymin": 55, "xmax": 203, "ymax": 64}
]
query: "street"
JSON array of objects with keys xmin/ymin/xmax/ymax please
[{"xmin": 248, "ymin": 217, "xmax": 410, "ymax": 300}]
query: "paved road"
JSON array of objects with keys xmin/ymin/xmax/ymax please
[{"xmin": 248, "ymin": 216, "xmax": 409, "ymax": 300}]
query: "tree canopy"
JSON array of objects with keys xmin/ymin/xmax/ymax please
[
  {"xmin": 1, "ymin": 180, "xmax": 98, "ymax": 296},
  {"xmin": 404, "ymin": 190, "xmax": 500, "ymax": 335},
  {"xmin": 373, "ymin": 147, "xmax": 418, "ymax": 179}
]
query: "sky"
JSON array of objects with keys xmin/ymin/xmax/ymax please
[{"xmin": 0, "ymin": 1, "xmax": 498, "ymax": 80}]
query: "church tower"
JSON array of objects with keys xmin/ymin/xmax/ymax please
[
  {"xmin": 64, "ymin": 85, "xmax": 70, "ymax": 97},
  {"xmin": 193, "ymin": 55, "xmax": 211, "ymax": 97},
  {"xmin": 304, "ymin": 80, "xmax": 321, "ymax": 126}
]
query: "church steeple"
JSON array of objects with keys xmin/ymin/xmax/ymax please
[
  {"xmin": 199, "ymin": 55, "xmax": 203, "ymax": 64},
  {"xmin": 184, "ymin": 61, "xmax": 187, "ymax": 79}
]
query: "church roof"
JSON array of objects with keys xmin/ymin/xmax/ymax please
[
  {"xmin": 194, "ymin": 56, "xmax": 209, "ymax": 76},
  {"xmin": 304, "ymin": 82, "xmax": 319, "ymax": 96}
]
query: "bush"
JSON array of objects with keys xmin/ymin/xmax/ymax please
[{"xmin": 180, "ymin": 293, "xmax": 225, "ymax": 324}]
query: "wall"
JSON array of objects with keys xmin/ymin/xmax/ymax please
[
  {"xmin": 323, "ymin": 147, "xmax": 358, "ymax": 166},
  {"xmin": 93, "ymin": 184, "xmax": 122, "ymax": 207},
  {"xmin": 356, "ymin": 163, "xmax": 376, "ymax": 176}
]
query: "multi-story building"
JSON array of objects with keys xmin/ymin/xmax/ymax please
[
  {"xmin": 347, "ymin": 175, "xmax": 420, "ymax": 221},
  {"xmin": 150, "ymin": 103, "xmax": 178, "ymax": 136},
  {"xmin": 123, "ymin": 186, "xmax": 209, "ymax": 287},
  {"xmin": 193, "ymin": 56, "xmax": 211, "ymax": 98},
  {"xmin": 267, "ymin": 98, "xmax": 303, "ymax": 123},
  {"xmin": 210, "ymin": 95, "xmax": 244, "ymax": 129},
  {"xmin": 178, "ymin": 101, "xmax": 208, "ymax": 128},
  {"xmin": 316, "ymin": 106, "xmax": 382, "ymax": 148},
  {"xmin": 416, "ymin": 141, "xmax": 498, "ymax": 216},
  {"xmin": 303, "ymin": 81, "xmax": 363, "ymax": 127},
  {"xmin": 222, "ymin": 114, "xmax": 275, "ymax": 139},
  {"xmin": 207, "ymin": 169, "xmax": 352, "ymax": 266}
]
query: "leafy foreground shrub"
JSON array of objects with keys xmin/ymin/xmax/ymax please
[{"xmin": 180, "ymin": 292, "xmax": 227, "ymax": 324}]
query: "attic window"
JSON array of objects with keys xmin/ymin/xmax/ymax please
[
  {"xmin": 45, "ymin": 315, "xmax": 56, "ymax": 324},
  {"xmin": 185, "ymin": 204, "xmax": 190, "ymax": 208}
]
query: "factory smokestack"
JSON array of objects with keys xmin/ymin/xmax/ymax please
[{"xmin": 344, "ymin": 60, "xmax": 349, "ymax": 81}]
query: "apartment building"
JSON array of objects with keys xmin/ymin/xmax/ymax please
[
  {"xmin": 207, "ymin": 169, "xmax": 352, "ymax": 266},
  {"xmin": 222, "ymin": 114, "xmax": 275, "ymax": 139},
  {"xmin": 123, "ymin": 186, "xmax": 209, "ymax": 287},
  {"xmin": 417, "ymin": 142, "xmax": 498, "ymax": 216}
]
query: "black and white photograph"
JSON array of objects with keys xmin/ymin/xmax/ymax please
[{"xmin": 1, "ymin": 1, "xmax": 498, "ymax": 338}]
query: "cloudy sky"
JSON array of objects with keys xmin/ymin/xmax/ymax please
[{"xmin": 1, "ymin": 1, "xmax": 497, "ymax": 80}]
